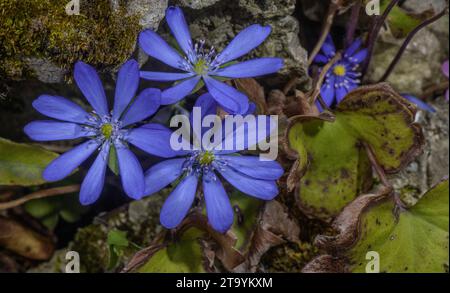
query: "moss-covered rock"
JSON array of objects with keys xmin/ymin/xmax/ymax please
[{"xmin": 0, "ymin": 0, "xmax": 166, "ymax": 83}]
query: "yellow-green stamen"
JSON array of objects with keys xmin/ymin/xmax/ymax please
[
  {"xmin": 198, "ymin": 151, "xmax": 215, "ymax": 165},
  {"xmin": 194, "ymin": 59, "xmax": 208, "ymax": 75},
  {"xmin": 333, "ymin": 65, "xmax": 346, "ymax": 76},
  {"xmin": 101, "ymin": 123, "xmax": 114, "ymax": 139}
]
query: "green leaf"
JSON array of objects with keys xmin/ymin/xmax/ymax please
[
  {"xmin": 310, "ymin": 179, "xmax": 449, "ymax": 273},
  {"xmin": 287, "ymin": 84, "xmax": 424, "ymax": 220},
  {"xmin": 41, "ymin": 214, "xmax": 59, "ymax": 230},
  {"xmin": 0, "ymin": 138, "xmax": 58, "ymax": 186},
  {"xmin": 107, "ymin": 229, "xmax": 129, "ymax": 248},
  {"xmin": 24, "ymin": 197, "xmax": 60, "ymax": 219},
  {"xmin": 138, "ymin": 228, "xmax": 207, "ymax": 273},
  {"xmin": 380, "ymin": 0, "xmax": 433, "ymax": 38},
  {"xmin": 108, "ymin": 145, "xmax": 119, "ymax": 175}
]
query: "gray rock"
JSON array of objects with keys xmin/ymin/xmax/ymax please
[
  {"xmin": 25, "ymin": 58, "xmax": 67, "ymax": 84},
  {"xmin": 168, "ymin": 0, "xmax": 308, "ymax": 85},
  {"xmin": 125, "ymin": 0, "xmax": 168, "ymax": 29}
]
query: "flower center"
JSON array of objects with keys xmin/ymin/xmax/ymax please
[
  {"xmin": 333, "ymin": 65, "xmax": 347, "ymax": 76},
  {"xmin": 101, "ymin": 123, "xmax": 114, "ymax": 139},
  {"xmin": 194, "ymin": 59, "xmax": 208, "ymax": 75},
  {"xmin": 198, "ymin": 151, "xmax": 215, "ymax": 166}
]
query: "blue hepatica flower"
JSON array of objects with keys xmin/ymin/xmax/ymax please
[
  {"xmin": 402, "ymin": 94, "xmax": 436, "ymax": 113},
  {"xmin": 144, "ymin": 94, "xmax": 284, "ymax": 233},
  {"xmin": 314, "ymin": 36, "xmax": 368, "ymax": 108},
  {"xmin": 24, "ymin": 60, "xmax": 176, "ymax": 205},
  {"xmin": 139, "ymin": 6, "xmax": 284, "ymax": 115}
]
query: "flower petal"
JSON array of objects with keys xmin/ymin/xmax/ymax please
[
  {"xmin": 74, "ymin": 61, "xmax": 109, "ymax": 116},
  {"xmin": 344, "ymin": 38, "xmax": 362, "ymax": 58},
  {"xmin": 217, "ymin": 165, "xmax": 278, "ymax": 200},
  {"xmin": 160, "ymin": 173, "xmax": 198, "ymax": 229},
  {"xmin": 24, "ymin": 121, "xmax": 94, "ymax": 141},
  {"xmin": 213, "ymin": 58, "xmax": 284, "ymax": 79},
  {"xmin": 402, "ymin": 94, "xmax": 436, "ymax": 113},
  {"xmin": 144, "ymin": 158, "xmax": 186, "ymax": 195},
  {"xmin": 442, "ymin": 60, "xmax": 449, "ymax": 77},
  {"xmin": 321, "ymin": 35, "xmax": 336, "ymax": 58},
  {"xmin": 203, "ymin": 176, "xmax": 234, "ymax": 233},
  {"xmin": 336, "ymin": 86, "xmax": 348, "ymax": 103},
  {"xmin": 79, "ymin": 144, "xmax": 109, "ymax": 205},
  {"xmin": 314, "ymin": 54, "xmax": 329, "ymax": 64},
  {"xmin": 43, "ymin": 140, "xmax": 100, "ymax": 182},
  {"xmin": 140, "ymin": 71, "xmax": 194, "ymax": 82},
  {"xmin": 320, "ymin": 76, "xmax": 336, "ymax": 106},
  {"xmin": 32, "ymin": 95, "xmax": 90, "ymax": 124},
  {"xmin": 190, "ymin": 93, "xmax": 218, "ymax": 142},
  {"xmin": 215, "ymin": 24, "xmax": 271, "ymax": 65},
  {"xmin": 139, "ymin": 29, "xmax": 188, "ymax": 70},
  {"xmin": 126, "ymin": 123, "xmax": 183, "ymax": 158},
  {"xmin": 203, "ymin": 76, "xmax": 249, "ymax": 114},
  {"xmin": 116, "ymin": 144, "xmax": 145, "ymax": 200},
  {"xmin": 217, "ymin": 155, "xmax": 283, "ymax": 180},
  {"xmin": 113, "ymin": 60, "xmax": 140, "ymax": 119},
  {"xmin": 348, "ymin": 49, "xmax": 368, "ymax": 64},
  {"xmin": 166, "ymin": 6, "xmax": 194, "ymax": 58},
  {"xmin": 120, "ymin": 88, "xmax": 161, "ymax": 127},
  {"xmin": 161, "ymin": 76, "xmax": 201, "ymax": 105}
]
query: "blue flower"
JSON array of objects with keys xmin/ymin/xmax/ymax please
[
  {"xmin": 24, "ymin": 60, "xmax": 177, "ymax": 205},
  {"xmin": 314, "ymin": 36, "xmax": 368, "ymax": 108},
  {"xmin": 402, "ymin": 94, "xmax": 436, "ymax": 113},
  {"xmin": 143, "ymin": 94, "xmax": 284, "ymax": 233},
  {"xmin": 138, "ymin": 6, "xmax": 284, "ymax": 115}
]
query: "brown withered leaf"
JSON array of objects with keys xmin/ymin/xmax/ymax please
[
  {"xmin": 0, "ymin": 216, "xmax": 54, "ymax": 260},
  {"xmin": 235, "ymin": 201, "xmax": 301, "ymax": 272},
  {"xmin": 234, "ymin": 78, "xmax": 267, "ymax": 114}
]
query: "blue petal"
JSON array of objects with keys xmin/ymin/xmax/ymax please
[
  {"xmin": 161, "ymin": 76, "xmax": 201, "ymax": 105},
  {"xmin": 120, "ymin": 88, "xmax": 161, "ymax": 127},
  {"xmin": 348, "ymin": 49, "xmax": 368, "ymax": 64},
  {"xmin": 344, "ymin": 38, "xmax": 362, "ymax": 57},
  {"xmin": 43, "ymin": 140, "xmax": 100, "ymax": 182},
  {"xmin": 144, "ymin": 158, "xmax": 186, "ymax": 195},
  {"xmin": 321, "ymin": 35, "xmax": 336, "ymax": 58},
  {"xmin": 402, "ymin": 94, "xmax": 436, "ymax": 113},
  {"xmin": 217, "ymin": 155, "xmax": 284, "ymax": 180},
  {"xmin": 113, "ymin": 60, "xmax": 140, "ymax": 119},
  {"xmin": 314, "ymin": 54, "xmax": 329, "ymax": 64},
  {"xmin": 320, "ymin": 76, "xmax": 336, "ymax": 107},
  {"xmin": 214, "ymin": 115, "xmax": 277, "ymax": 154},
  {"xmin": 116, "ymin": 144, "xmax": 145, "ymax": 200},
  {"xmin": 32, "ymin": 95, "xmax": 90, "ymax": 124},
  {"xmin": 74, "ymin": 61, "xmax": 109, "ymax": 116},
  {"xmin": 166, "ymin": 6, "xmax": 194, "ymax": 58},
  {"xmin": 215, "ymin": 24, "xmax": 271, "ymax": 65},
  {"xmin": 139, "ymin": 30, "xmax": 188, "ymax": 70},
  {"xmin": 217, "ymin": 165, "xmax": 278, "ymax": 200},
  {"xmin": 213, "ymin": 58, "xmax": 284, "ymax": 78},
  {"xmin": 79, "ymin": 144, "xmax": 109, "ymax": 205},
  {"xmin": 336, "ymin": 86, "xmax": 348, "ymax": 103},
  {"xmin": 203, "ymin": 176, "xmax": 234, "ymax": 233},
  {"xmin": 190, "ymin": 93, "xmax": 218, "ymax": 141},
  {"xmin": 140, "ymin": 71, "xmax": 194, "ymax": 82},
  {"xmin": 126, "ymin": 123, "xmax": 183, "ymax": 158},
  {"xmin": 203, "ymin": 76, "xmax": 249, "ymax": 114},
  {"xmin": 160, "ymin": 173, "xmax": 198, "ymax": 229},
  {"xmin": 24, "ymin": 121, "xmax": 94, "ymax": 141}
]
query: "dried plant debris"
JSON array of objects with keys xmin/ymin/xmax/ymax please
[
  {"xmin": 304, "ymin": 179, "xmax": 449, "ymax": 273},
  {"xmin": 286, "ymin": 84, "xmax": 425, "ymax": 220}
]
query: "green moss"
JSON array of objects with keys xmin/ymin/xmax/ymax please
[
  {"xmin": 0, "ymin": 0, "xmax": 141, "ymax": 81},
  {"xmin": 71, "ymin": 225, "xmax": 109, "ymax": 273}
]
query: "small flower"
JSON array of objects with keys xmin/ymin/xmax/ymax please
[
  {"xmin": 402, "ymin": 94, "xmax": 436, "ymax": 113},
  {"xmin": 442, "ymin": 60, "xmax": 449, "ymax": 101},
  {"xmin": 138, "ymin": 6, "xmax": 284, "ymax": 115},
  {"xmin": 314, "ymin": 36, "xmax": 368, "ymax": 108},
  {"xmin": 144, "ymin": 94, "xmax": 284, "ymax": 233},
  {"xmin": 24, "ymin": 60, "xmax": 177, "ymax": 205}
]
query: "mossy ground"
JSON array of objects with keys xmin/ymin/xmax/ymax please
[{"xmin": 0, "ymin": 0, "xmax": 141, "ymax": 81}]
